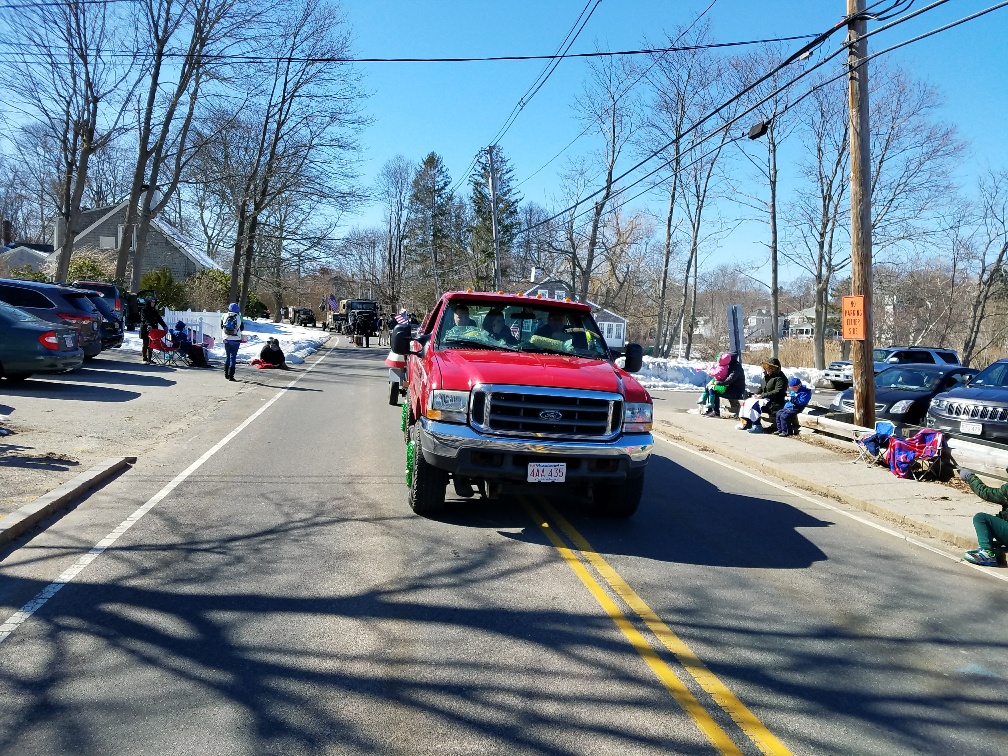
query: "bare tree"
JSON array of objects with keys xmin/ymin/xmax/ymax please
[
  {"xmin": 961, "ymin": 170, "xmax": 1008, "ymax": 366},
  {"xmin": 375, "ymin": 155, "xmax": 414, "ymax": 308},
  {"xmin": 2, "ymin": 0, "xmax": 141, "ymax": 281},
  {"xmin": 571, "ymin": 53, "xmax": 638, "ymax": 302}
]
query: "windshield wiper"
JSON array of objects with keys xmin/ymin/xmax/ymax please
[{"xmin": 444, "ymin": 338, "xmax": 517, "ymax": 352}]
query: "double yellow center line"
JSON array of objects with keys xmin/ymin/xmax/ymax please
[{"xmin": 522, "ymin": 499, "xmax": 791, "ymax": 756}]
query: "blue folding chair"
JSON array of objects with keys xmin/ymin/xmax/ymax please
[{"xmin": 852, "ymin": 420, "xmax": 896, "ymax": 466}]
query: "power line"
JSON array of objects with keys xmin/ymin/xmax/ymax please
[{"xmin": 517, "ymin": 0, "xmax": 966, "ymax": 238}]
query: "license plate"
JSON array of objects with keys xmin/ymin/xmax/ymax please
[
  {"xmin": 960, "ymin": 421, "xmax": 982, "ymax": 435},
  {"xmin": 528, "ymin": 462, "xmax": 566, "ymax": 483},
  {"xmin": 63, "ymin": 335, "xmax": 74, "ymax": 347}
]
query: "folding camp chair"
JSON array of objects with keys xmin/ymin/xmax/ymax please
[
  {"xmin": 852, "ymin": 420, "xmax": 896, "ymax": 466},
  {"xmin": 148, "ymin": 328, "xmax": 181, "ymax": 366},
  {"xmin": 886, "ymin": 429, "xmax": 946, "ymax": 480}
]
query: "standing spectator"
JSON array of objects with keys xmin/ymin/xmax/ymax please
[
  {"xmin": 221, "ymin": 303, "xmax": 244, "ymax": 381},
  {"xmin": 140, "ymin": 294, "xmax": 167, "ymax": 363},
  {"xmin": 775, "ymin": 376, "xmax": 812, "ymax": 436},
  {"xmin": 704, "ymin": 353, "xmax": 746, "ymax": 418},
  {"xmin": 959, "ymin": 467, "xmax": 1008, "ymax": 567},
  {"xmin": 355, "ymin": 313, "xmax": 371, "ymax": 348},
  {"xmin": 737, "ymin": 358, "xmax": 788, "ymax": 433}
]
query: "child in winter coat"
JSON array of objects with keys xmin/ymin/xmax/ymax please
[
  {"xmin": 697, "ymin": 353, "xmax": 732, "ymax": 411},
  {"xmin": 775, "ymin": 376, "xmax": 812, "ymax": 436}
]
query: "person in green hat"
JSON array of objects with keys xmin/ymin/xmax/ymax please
[{"xmin": 960, "ymin": 466, "xmax": 1008, "ymax": 567}]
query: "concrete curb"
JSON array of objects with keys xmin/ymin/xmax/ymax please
[
  {"xmin": 0, "ymin": 456, "xmax": 136, "ymax": 545},
  {"xmin": 653, "ymin": 424, "xmax": 975, "ymax": 551}
]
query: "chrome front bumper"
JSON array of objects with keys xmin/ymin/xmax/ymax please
[{"xmin": 418, "ymin": 418, "xmax": 652, "ymax": 483}]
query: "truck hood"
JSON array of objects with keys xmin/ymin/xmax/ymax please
[{"xmin": 432, "ymin": 349, "xmax": 649, "ymax": 401}]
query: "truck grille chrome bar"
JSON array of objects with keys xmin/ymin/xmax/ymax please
[{"xmin": 470, "ymin": 384, "xmax": 623, "ymax": 440}]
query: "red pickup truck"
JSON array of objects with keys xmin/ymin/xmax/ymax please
[{"xmin": 392, "ymin": 291, "xmax": 653, "ymax": 517}]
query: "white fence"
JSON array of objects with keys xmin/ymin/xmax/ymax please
[{"xmin": 163, "ymin": 308, "xmax": 223, "ymax": 346}]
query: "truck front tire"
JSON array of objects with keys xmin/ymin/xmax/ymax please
[
  {"xmin": 594, "ymin": 474, "xmax": 644, "ymax": 518},
  {"xmin": 409, "ymin": 422, "xmax": 447, "ymax": 514},
  {"xmin": 389, "ymin": 382, "xmax": 399, "ymax": 406}
]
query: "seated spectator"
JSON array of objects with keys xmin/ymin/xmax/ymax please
[
  {"xmin": 697, "ymin": 352, "xmax": 731, "ymax": 413},
  {"xmin": 959, "ymin": 466, "xmax": 1008, "ymax": 567},
  {"xmin": 775, "ymin": 376, "xmax": 812, "ymax": 436},
  {"xmin": 254, "ymin": 337, "xmax": 288, "ymax": 369},
  {"xmin": 704, "ymin": 352, "xmax": 746, "ymax": 418},
  {"xmin": 737, "ymin": 358, "xmax": 787, "ymax": 433},
  {"xmin": 169, "ymin": 321, "xmax": 190, "ymax": 350}
]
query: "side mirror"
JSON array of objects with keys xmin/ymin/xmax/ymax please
[
  {"xmin": 623, "ymin": 343, "xmax": 643, "ymax": 373},
  {"xmin": 391, "ymin": 324, "xmax": 412, "ymax": 355},
  {"xmin": 392, "ymin": 324, "xmax": 429, "ymax": 355}
]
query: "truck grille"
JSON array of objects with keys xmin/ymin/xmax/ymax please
[
  {"xmin": 470, "ymin": 385, "xmax": 622, "ymax": 440},
  {"xmin": 840, "ymin": 400, "xmax": 886, "ymax": 413},
  {"xmin": 943, "ymin": 402, "xmax": 1008, "ymax": 422}
]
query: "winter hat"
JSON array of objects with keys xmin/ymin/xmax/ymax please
[
  {"xmin": 788, "ymin": 376, "xmax": 802, "ymax": 387},
  {"xmin": 718, "ymin": 352, "xmax": 732, "ymax": 366},
  {"xmin": 175, "ymin": 320, "xmax": 186, "ymax": 330},
  {"xmin": 228, "ymin": 303, "xmax": 240, "ymax": 313},
  {"xmin": 762, "ymin": 357, "xmax": 782, "ymax": 370}
]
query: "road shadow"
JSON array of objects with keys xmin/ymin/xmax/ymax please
[
  {"xmin": 58, "ymin": 365, "xmax": 178, "ymax": 388},
  {"xmin": 0, "ymin": 378, "xmax": 141, "ymax": 403},
  {"xmin": 439, "ymin": 455, "xmax": 830, "ymax": 570},
  {"xmin": 0, "ymin": 445, "xmax": 79, "ymax": 471}
]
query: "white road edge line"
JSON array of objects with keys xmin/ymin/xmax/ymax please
[
  {"xmin": 657, "ymin": 436, "xmax": 1008, "ymax": 586},
  {"xmin": 0, "ymin": 347, "xmax": 337, "ymax": 644}
]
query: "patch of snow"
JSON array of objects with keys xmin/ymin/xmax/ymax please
[{"xmin": 633, "ymin": 355, "xmax": 824, "ymax": 392}]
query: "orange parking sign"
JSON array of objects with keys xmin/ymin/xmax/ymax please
[{"xmin": 842, "ymin": 295, "xmax": 865, "ymax": 340}]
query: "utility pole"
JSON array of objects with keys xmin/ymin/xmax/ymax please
[
  {"xmin": 848, "ymin": 0, "xmax": 875, "ymax": 428},
  {"xmin": 487, "ymin": 146, "xmax": 502, "ymax": 290}
]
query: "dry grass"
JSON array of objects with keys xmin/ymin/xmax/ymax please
[{"xmin": 744, "ymin": 338, "xmax": 842, "ymax": 368}]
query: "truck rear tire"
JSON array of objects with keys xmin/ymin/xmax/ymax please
[
  {"xmin": 594, "ymin": 474, "xmax": 644, "ymax": 518},
  {"xmin": 409, "ymin": 422, "xmax": 447, "ymax": 514}
]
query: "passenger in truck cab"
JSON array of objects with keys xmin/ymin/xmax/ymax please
[
  {"xmin": 534, "ymin": 310, "xmax": 568, "ymax": 340},
  {"xmin": 482, "ymin": 308, "xmax": 518, "ymax": 346},
  {"xmin": 452, "ymin": 304, "xmax": 474, "ymax": 328}
]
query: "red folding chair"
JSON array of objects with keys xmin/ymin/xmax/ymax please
[{"xmin": 148, "ymin": 328, "xmax": 181, "ymax": 366}]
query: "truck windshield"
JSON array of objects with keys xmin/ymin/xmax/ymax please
[{"xmin": 436, "ymin": 301, "xmax": 610, "ymax": 359}]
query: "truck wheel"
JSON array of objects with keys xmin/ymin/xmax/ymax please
[
  {"xmin": 408, "ymin": 422, "xmax": 447, "ymax": 514},
  {"xmin": 594, "ymin": 474, "xmax": 644, "ymax": 518},
  {"xmin": 389, "ymin": 381, "xmax": 399, "ymax": 406}
]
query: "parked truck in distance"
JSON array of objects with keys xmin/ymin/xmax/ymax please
[{"xmin": 393, "ymin": 291, "xmax": 653, "ymax": 517}]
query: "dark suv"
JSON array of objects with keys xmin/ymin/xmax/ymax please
[
  {"xmin": 80, "ymin": 290, "xmax": 124, "ymax": 349},
  {"xmin": 0, "ymin": 279, "xmax": 102, "ymax": 358},
  {"xmin": 928, "ymin": 358, "xmax": 1008, "ymax": 443},
  {"xmin": 71, "ymin": 281, "xmax": 125, "ymax": 325}
]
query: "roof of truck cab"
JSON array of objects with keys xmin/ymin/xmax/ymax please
[{"xmin": 441, "ymin": 290, "xmax": 591, "ymax": 312}]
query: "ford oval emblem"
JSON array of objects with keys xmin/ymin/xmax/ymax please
[{"xmin": 540, "ymin": 410, "xmax": 562, "ymax": 421}]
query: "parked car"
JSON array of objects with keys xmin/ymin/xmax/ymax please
[
  {"xmin": 822, "ymin": 346, "xmax": 961, "ymax": 389},
  {"xmin": 928, "ymin": 358, "xmax": 1008, "ymax": 443},
  {"xmin": 71, "ymin": 280, "xmax": 125, "ymax": 325},
  {"xmin": 0, "ymin": 299, "xmax": 83, "ymax": 380},
  {"xmin": 830, "ymin": 364, "xmax": 978, "ymax": 425},
  {"xmin": 0, "ymin": 278, "xmax": 102, "ymax": 358},
  {"xmin": 80, "ymin": 290, "xmax": 124, "ymax": 349}
]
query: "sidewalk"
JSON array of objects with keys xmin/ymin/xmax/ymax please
[{"xmin": 650, "ymin": 395, "xmax": 987, "ymax": 551}]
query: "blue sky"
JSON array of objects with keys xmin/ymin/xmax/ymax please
[{"xmin": 341, "ymin": 1, "xmax": 1008, "ymax": 277}]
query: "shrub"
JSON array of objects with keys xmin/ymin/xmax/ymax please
[
  {"xmin": 5, "ymin": 264, "xmax": 47, "ymax": 282},
  {"xmin": 67, "ymin": 251, "xmax": 115, "ymax": 283},
  {"xmin": 744, "ymin": 338, "xmax": 842, "ymax": 369},
  {"xmin": 140, "ymin": 268, "xmax": 187, "ymax": 310},
  {"xmin": 183, "ymin": 268, "xmax": 230, "ymax": 312}
]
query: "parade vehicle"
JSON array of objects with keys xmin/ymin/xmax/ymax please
[
  {"xmin": 392, "ymin": 291, "xmax": 653, "ymax": 517},
  {"xmin": 342, "ymin": 298, "xmax": 379, "ymax": 337}
]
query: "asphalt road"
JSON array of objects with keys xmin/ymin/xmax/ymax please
[{"xmin": 0, "ymin": 344, "xmax": 1005, "ymax": 755}]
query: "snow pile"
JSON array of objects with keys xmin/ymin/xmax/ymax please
[
  {"xmin": 122, "ymin": 319, "xmax": 330, "ymax": 365},
  {"xmin": 634, "ymin": 355, "xmax": 824, "ymax": 392}
]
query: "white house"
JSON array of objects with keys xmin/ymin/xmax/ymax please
[{"xmin": 746, "ymin": 308, "xmax": 785, "ymax": 341}]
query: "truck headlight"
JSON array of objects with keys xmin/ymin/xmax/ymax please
[
  {"xmin": 830, "ymin": 394, "xmax": 841, "ymax": 408},
  {"xmin": 889, "ymin": 400, "xmax": 913, "ymax": 415},
  {"xmin": 426, "ymin": 389, "xmax": 469, "ymax": 423},
  {"xmin": 931, "ymin": 398, "xmax": 946, "ymax": 411},
  {"xmin": 624, "ymin": 402, "xmax": 653, "ymax": 432}
]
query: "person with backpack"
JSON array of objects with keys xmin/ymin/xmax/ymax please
[{"xmin": 221, "ymin": 303, "xmax": 243, "ymax": 381}]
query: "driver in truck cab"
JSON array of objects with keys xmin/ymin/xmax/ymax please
[
  {"xmin": 452, "ymin": 304, "xmax": 474, "ymax": 328},
  {"xmin": 535, "ymin": 310, "xmax": 567, "ymax": 339}
]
